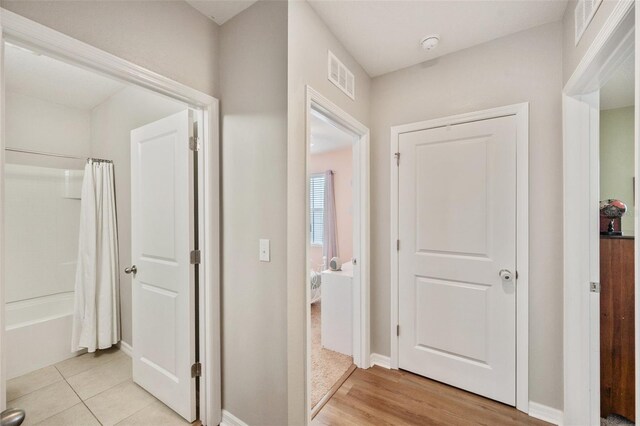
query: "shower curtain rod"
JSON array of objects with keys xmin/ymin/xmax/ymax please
[{"xmin": 4, "ymin": 147, "xmax": 112, "ymax": 163}]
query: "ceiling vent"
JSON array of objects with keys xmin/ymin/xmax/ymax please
[
  {"xmin": 575, "ymin": 0, "xmax": 602, "ymax": 45},
  {"xmin": 328, "ymin": 50, "xmax": 355, "ymax": 100}
]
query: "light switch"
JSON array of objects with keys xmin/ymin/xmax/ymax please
[{"xmin": 259, "ymin": 239, "xmax": 270, "ymax": 262}]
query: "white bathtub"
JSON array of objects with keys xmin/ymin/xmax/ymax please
[{"xmin": 6, "ymin": 292, "xmax": 84, "ymax": 379}]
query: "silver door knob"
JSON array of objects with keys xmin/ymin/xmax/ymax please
[
  {"xmin": 499, "ymin": 269, "xmax": 513, "ymax": 281},
  {"xmin": 1, "ymin": 408, "xmax": 25, "ymax": 426},
  {"xmin": 124, "ymin": 265, "xmax": 137, "ymax": 275}
]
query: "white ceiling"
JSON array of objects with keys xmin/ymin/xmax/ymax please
[
  {"xmin": 600, "ymin": 53, "xmax": 635, "ymax": 110},
  {"xmin": 308, "ymin": 0, "xmax": 568, "ymax": 77},
  {"xmin": 5, "ymin": 43, "xmax": 125, "ymax": 111},
  {"xmin": 186, "ymin": 0, "xmax": 257, "ymax": 25},
  {"xmin": 310, "ymin": 109, "xmax": 357, "ymax": 154}
]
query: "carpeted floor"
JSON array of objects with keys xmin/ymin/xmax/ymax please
[
  {"xmin": 311, "ymin": 301, "xmax": 353, "ymax": 409},
  {"xmin": 601, "ymin": 414, "xmax": 634, "ymax": 425}
]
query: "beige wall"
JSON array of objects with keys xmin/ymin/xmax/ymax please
[
  {"xmin": 90, "ymin": 86, "xmax": 187, "ymax": 345},
  {"xmin": 2, "ymin": 0, "xmax": 589, "ymax": 419},
  {"xmin": 600, "ymin": 106, "xmax": 635, "ymax": 236},
  {"xmin": 1, "ymin": 0, "xmax": 220, "ymax": 97},
  {"xmin": 370, "ymin": 22, "xmax": 564, "ymax": 409},
  {"xmin": 309, "ymin": 148, "xmax": 354, "ymax": 269},
  {"xmin": 219, "ymin": 2, "xmax": 289, "ymax": 424},
  {"xmin": 562, "ymin": 0, "xmax": 622, "ymax": 84},
  {"xmin": 287, "ymin": 1, "xmax": 371, "ymax": 421}
]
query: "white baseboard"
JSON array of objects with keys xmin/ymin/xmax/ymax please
[
  {"xmin": 369, "ymin": 353, "xmax": 391, "ymax": 369},
  {"xmin": 528, "ymin": 401, "xmax": 563, "ymax": 425},
  {"xmin": 118, "ymin": 340, "xmax": 133, "ymax": 357},
  {"xmin": 220, "ymin": 410, "xmax": 248, "ymax": 426}
]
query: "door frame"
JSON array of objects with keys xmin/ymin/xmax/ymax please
[
  {"xmin": 389, "ymin": 102, "xmax": 530, "ymax": 413},
  {"xmin": 0, "ymin": 9, "xmax": 221, "ymax": 426},
  {"xmin": 304, "ymin": 85, "xmax": 370, "ymax": 417},
  {"xmin": 562, "ymin": 1, "xmax": 636, "ymax": 424}
]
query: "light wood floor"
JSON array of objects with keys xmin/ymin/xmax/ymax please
[{"xmin": 312, "ymin": 366, "xmax": 551, "ymax": 426}]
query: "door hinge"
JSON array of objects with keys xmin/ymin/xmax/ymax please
[
  {"xmin": 190, "ymin": 121, "xmax": 200, "ymax": 151},
  {"xmin": 397, "ymin": 240, "xmax": 400, "ymax": 251},
  {"xmin": 394, "ymin": 152, "xmax": 400, "ymax": 166},
  {"xmin": 191, "ymin": 362, "xmax": 202, "ymax": 378},
  {"xmin": 190, "ymin": 249, "xmax": 201, "ymax": 265},
  {"xmin": 189, "ymin": 136, "xmax": 200, "ymax": 151},
  {"xmin": 590, "ymin": 282, "xmax": 600, "ymax": 293},
  {"xmin": 396, "ymin": 325, "xmax": 400, "ymax": 336}
]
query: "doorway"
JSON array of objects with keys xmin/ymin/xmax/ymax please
[
  {"xmin": 598, "ymin": 51, "xmax": 635, "ymax": 426},
  {"xmin": 390, "ymin": 103, "xmax": 530, "ymax": 412},
  {"xmin": 305, "ymin": 87, "xmax": 370, "ymax": 419},
  {"xmin": 0, "ymin": 11, "xmax": 220, "ymax": 426},
  {"xmin": 563, "ymin": 3, "xmax": 637, "ymax": 425}
]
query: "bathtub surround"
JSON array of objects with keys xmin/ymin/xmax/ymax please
[
  {"xmin": 4, "ymin": 164, "xmax": 85, "ymax": 379},
  {"xmin": 4, "ymin": 165, "xmax": 83, "ymax": 303},
  {"xmin": 5, "ymin": 293, "xmax": 83, "ymax": 380},
  {"xmin": 72, "ymin": 161, "xmax": 120, "ymax": 353}
]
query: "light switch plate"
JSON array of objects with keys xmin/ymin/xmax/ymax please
[{"xmin": 259, "ymin": 239, "xmax": 270, "ymax": 262}]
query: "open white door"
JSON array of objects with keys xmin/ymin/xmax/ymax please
[
  {"xmin": 130, "ymin": 110, "xmax": 196, "ymax": 422},
  {"xmin": 351, "ymin": 141, "xmax": 362, "ymax": 366},
  {"xmin": 398, "ymin": 115, "xmax": 517, "ymax": 405}
]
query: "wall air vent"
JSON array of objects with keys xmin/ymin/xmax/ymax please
[
  {"xmin": 328, "ymin": 50, "xmax": 355, "ymax": 100},
  {"xmin": 575, "ymin": 0, "xmax": 603, "ymax": 45}
]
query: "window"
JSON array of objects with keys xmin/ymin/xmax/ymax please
[{"xmin": 310, "ymin": 174, "xmax": 325, "ymax": 245}]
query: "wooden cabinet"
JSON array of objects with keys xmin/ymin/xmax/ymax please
[{"xmin": 600, "ymin": 236, "xmax": 635, "ymax": 422}]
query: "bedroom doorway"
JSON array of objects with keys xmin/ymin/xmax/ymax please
[{"xmin": 305, "ymin": 87, "xmax": 370, "ymax": 419}]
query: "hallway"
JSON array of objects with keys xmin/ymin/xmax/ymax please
[{"xmin": 313, "ymin": 366, "xmax": 550, "ymax": 426}]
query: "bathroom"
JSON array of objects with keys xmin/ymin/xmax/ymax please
[{"xmin": 2, "ymin": 40, "xmax": 201, "ymax": 425}]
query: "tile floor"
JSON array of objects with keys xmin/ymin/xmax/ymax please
[{"xmin": 6, "ymin": 347, "xmax": 192, "ymax": 426}]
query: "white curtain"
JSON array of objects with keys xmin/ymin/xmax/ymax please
[
  {"xmin": 322, "ymin": 170, "xmax": 338, "ymax": 268},
  {"xmin": 72, "ymin": 160, "xmax": 120, "ymax": 353}
]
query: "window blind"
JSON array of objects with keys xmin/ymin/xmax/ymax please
[{"xmin": 310, "ymin": 174, "xmax": 325, "ymax": 245}]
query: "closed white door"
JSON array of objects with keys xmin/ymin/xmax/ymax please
[
  {"xmin": 398, "ymin": 115, "xmax": 517, "ymax": 405},
  {"xmin": 130, "ymin": 110, "xmax": 196, "ymax": 421}
]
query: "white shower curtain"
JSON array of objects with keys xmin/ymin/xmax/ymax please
[
  {"xmin": 72, "ymin": 160, "xmax": 120, "ymax": 353},
  {"xmin": 322, "ymin": 170, "xmax": 338, "ymax": 268}
]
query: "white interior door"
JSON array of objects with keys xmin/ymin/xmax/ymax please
[
  {"xmin": 351, "ymin": 141, "xmax": 362, "ymax": 365},
  {"xmin": 130, "ymin": 109, "xmax": 196, "ymax": 421},
  {"xmin": 398, "ymin": 115, "xmax": 517, "ymax": 405}
]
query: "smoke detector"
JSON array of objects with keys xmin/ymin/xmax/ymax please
[{"xmin": 420, "ymin": 35, "xmax": 440, "ymax": 51}]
